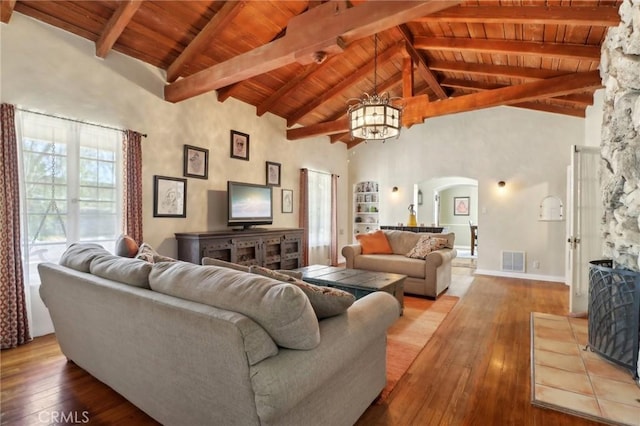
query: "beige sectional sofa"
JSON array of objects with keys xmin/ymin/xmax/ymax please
[
  {"xmin": 38, "ymin": 243, "xmax": 400, "ymax": 426},
  {"xmin": 342, "ymin": 230, "xmax": 457, "ymax": 298}
]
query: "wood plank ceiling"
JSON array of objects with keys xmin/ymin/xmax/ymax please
[{"xmin": 2, "ymin": 0, "xmax": 621, "ymax": 148}]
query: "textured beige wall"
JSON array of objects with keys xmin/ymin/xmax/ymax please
[{"xmin": 348, "ymin": 107, "xmax": 585, "ymax": 279}]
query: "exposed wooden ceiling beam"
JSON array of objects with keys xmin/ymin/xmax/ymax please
[
  {"xmin": 441, "ymin": 78, "xmax": 593, "ymax": 107},
  {"xmin": 511, "ymin": 102, "xmax": 585, "ymax": 118},
  {"xmin": 414, "ymin": 5, "xmax": 620, "ymax": 26},
  {"xmin": 1, "ymin": 0, "xmax": 16, "ymax": 24},
  {"xmin": 402, "ymin": 57, "xmax": 414, "ymax": 98},
  {"xmin": 165, "ymin": 0, "xmax": 460, "ymax": 103},
  {"xmin": 166, "ymin": 1, "xmax": 246, "ymax": 83},
  {"xmin": 428, "ymin": 60, "xmax": 568, "ymax": 81},
  {"xmin": 288, "ymin": 71, "xmax": 601, "ymax": 141},
  {"xmin": 95, "ymin": 0, "xmax": 143, "ymax": 58},
  {"xmin": 287, "ymin": 117, "xmax": 349, "ymax": 140},
  {"xmin": 286, "ymin": 41, "xmax": 404, "ymax": 127},
  {"xmin": 397, "ymin": 25, "xmax": 447, "ymax": 99},
  {"xmin": 255, "ymin": 35, "xmax": 376, "ymax": 116},
  {"xmin": 414, "ymin": 37, "xmax": 601, "ymax": 61},
  {"xmin": 405, "ymin": 70, "xmax": 601, "ymax": 121}
]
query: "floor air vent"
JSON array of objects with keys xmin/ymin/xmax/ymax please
[{"xmin": 502, "ymin": 251, "xmax": 526, "ymax": 273}]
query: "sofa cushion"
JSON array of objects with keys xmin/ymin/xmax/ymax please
[
  {"xmin": 354, "ymin": 254, "xmax": 426, "ymax": 279},
  {"xmin": 406, "ymin": 235, "xmax": 449, "ymax": 259},
  {"xmin": 202, "ymin": 258, "xmax": 303, "ymax": 280},
  {"xmin": 59, "ymin": 243, "xmax": 111, "ymax": 272},
  {"xmin": 89, "ymin": 254, "xmax": 152, "ymax": 288},
  {"xmin": 356, "ymin": 230, "xmax": 393, "ymax": 254},
  {"xmin": 115, "ymin": 234, "xmax": 139, "ymax": 258},
  {"xmin": 202, "ymin": 257, "xmax": 249, "ymax": 272},
  {"xmin": 149, "ymin": 262, "xmax": 320, "ymax": 350},
  {"xmin": 249, "ymin": 266, "xmax": 355, "ymax": 319}
]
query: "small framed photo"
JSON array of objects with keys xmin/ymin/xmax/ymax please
[
  {"xmin": 266, "ymin": 161, "xmax": 281, "ymax": 187},
  {"xmin": 454, "ymin": 196, "xmax": 470, "ymax": 216},
  {"xmin": 153, "ymin": 175, "xmax": 187, "ymax": 218},
  {"xmin": 282, "ymin": 189, "xmax": 293, "ymax": 213},
  {"xmin": 183, "ymin": 145, "xmax": 208, "ymax": 179},
  {"xmin": 230, "ymin": 130, "xmax": 250, "ymax": 161}
]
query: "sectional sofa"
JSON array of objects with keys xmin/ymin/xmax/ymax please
[{"xmin": 38, "ymin": 243, "xmax": 400, "ymax": 425}]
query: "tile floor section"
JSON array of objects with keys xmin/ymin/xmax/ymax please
[{"xmin": 531, "ymin": 312, "xmax": 640, "ymax": 426}]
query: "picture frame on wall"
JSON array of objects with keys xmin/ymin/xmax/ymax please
[
  {"xmin": 183, "ymin": 145, "xmax": 209, "ymax": 179},
  {"xmin": 282, "ymin": 189, "xmax": 293, "ymax": 213},
  {"xmin": 153, "ymin": 175, "xmax": 187, "ymax": 218},
  {"xmin": 266, "ymin": 161, "xmax": 281, "ymax": 187},
  {"xmin": 454, "ymin": 196, "xmax": 470, "ymax": 216},
  {"xmin": 230, "ymin": 130, "xmax": 250, "ymax": 160}
]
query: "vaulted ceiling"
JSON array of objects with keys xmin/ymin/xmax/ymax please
[{"xmin": 1, "ymin": 1, "xmax": 621, "ymax": 148}]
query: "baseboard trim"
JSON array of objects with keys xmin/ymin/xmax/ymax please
[{"xmin": 474, "ymin": 269, "xmax": 566, "ymax": 283}]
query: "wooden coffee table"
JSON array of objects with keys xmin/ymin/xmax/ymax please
[{"xmin": 293, "ymin": 265, "xmax": 405, "ymax": 314}]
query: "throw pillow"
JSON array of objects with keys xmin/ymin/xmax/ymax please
[
  {"xmin": 249, "ymin": 266, "xmax": 356, "ymax": 319},
  {"xmin": 201, "ymin": 257, "xmax": 250, "ymax": 272},
  {"xmin": 114, "ymin": 234, "xmax": 139, "ymax": 258},
  {"xmin": 355, "ymin": 230, "xmax": 393, "ymax": 254},
  {"xmin": 135, "ymin": 243, "xmax": 177, "ymax": 263},
  {"xmin": 406, "ymin": 236, "xmax": 449, "ymax": 259},
  {"xmin": 149, "ymin": 262, "xmax": 320, "ymax": 350}
]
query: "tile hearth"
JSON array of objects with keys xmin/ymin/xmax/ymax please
[{"xmin": 531, "ymin": 312, "xmax": 640, "ymax": 426}]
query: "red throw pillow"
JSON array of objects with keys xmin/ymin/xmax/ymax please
[{"xmin": 356, "ymin": 230, "xmax": 393, "ymax": 254}]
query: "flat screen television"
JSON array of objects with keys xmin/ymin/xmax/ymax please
[{"xmin": 227, "ymin": 181, "xmax": 273, "ymax": 229}]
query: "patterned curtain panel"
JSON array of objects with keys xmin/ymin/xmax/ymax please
[
  {"xmin": 0, "ymin": 103, "xmax": 31, "ymax": 349},
  {"xmin": 330, "ymin": 174, "xmax": 339, "ymax": 266},
  {"xmin": 299, "ymin": 168, "xmax": 309, "ymax": 266},
  {"xmin": 123, "ymin": 130, "xmax": 143, "ymax": 244}
]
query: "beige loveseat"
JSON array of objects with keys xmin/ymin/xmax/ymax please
[
  {"xmin": 342, "ymin": 230, "xmax": 457, "ymax": 298},
  {"xmin": 38, "ymin": 243, "xmax": 400, "ymax": 426}
]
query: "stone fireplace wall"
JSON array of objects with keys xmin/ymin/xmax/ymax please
[{"xmin": 600, "ymin": 0, "xmax": 640, "ymax": 272}]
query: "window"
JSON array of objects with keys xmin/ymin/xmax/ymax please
[
  {"xmin": 17, "ymin": 111, "xmax": 123, "ymax": 286},
  {"xmin": 307, "ymin": 170, "xmax": 331, "ymax": 264}
]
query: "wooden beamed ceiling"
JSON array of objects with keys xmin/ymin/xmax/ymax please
[{"xmin": 6, "ymin": 1, "xmax": 622, "ymax": 148}]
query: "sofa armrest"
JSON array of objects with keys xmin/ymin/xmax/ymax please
[
  {"xmin": 250, "ymin": 292, "xmax": 400, "ymax": 422},
  {"xmin": 424, "ymin": 248, "xmax": 457, "ymax": 269},
  {"xmin": 341, "ymin": 244, "xmax": 362, "ymax": 268}
]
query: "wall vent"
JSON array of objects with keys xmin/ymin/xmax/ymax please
[{"xmin": 502, "ymin": 251, "xmax": 526, "ymax": 273}]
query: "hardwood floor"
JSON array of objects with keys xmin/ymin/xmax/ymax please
[{"xmin": 1, "ymin": 274, "xmax": 604, "ymax": 425}]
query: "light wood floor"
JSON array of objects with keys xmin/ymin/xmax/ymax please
[{"xmin": 1, "ymin": 273, "xmax": 604, "ymax": 425}]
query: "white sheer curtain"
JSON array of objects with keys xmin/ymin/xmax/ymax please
[
  {"xmin": 16, "ymin": 110, "xmax": 123, "ymax": 336},
  {"xmin": 307, "ymin": 170, "xmax": 331, "ymax": 265}
]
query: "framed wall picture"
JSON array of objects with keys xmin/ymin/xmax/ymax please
[
  {"xmin": 282, "ymin": 189, "xmax": 293, "ymax": 213},
  {"xmin": 266, "ymin": 161, "xmax": 281, "ymax": 187},
  {"xmin": 454, "ymin": 196, "xmax": 470, "ymax": 216},
  {"xmin": 153, "ymin": 175, "xmax": 187, "ymax": 218},
  {"xmin": 183, "ymin": 145, "xmax": 209, "ymax": 179},
  {"xmin": 230, "ymin": 130, "xmax": 250, "ymax": 160}
]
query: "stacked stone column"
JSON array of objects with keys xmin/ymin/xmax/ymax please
[{"xmin": 600, "ymin": 0, "xmax": 640, "ymax": 272}]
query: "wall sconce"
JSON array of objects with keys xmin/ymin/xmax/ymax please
[
  {"xmin": 392, "ymin": 186, "xmax": 398, "ymax": 192},
  {"xmin": 498, "ymin": 181, "xmax": 506, "ymax": 188}
]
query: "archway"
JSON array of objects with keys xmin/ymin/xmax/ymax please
[{"xmin": 415, "ymin": 176, "xmax": 478, "ymax": 253}]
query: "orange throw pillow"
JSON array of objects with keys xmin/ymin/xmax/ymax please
[{"xmin": 356, "ymin": 230, "xmax": 393, "ymax": 254}]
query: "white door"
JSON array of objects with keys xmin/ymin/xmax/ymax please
[{"xmin": 566, "ymin": 145, "xmax": 603, "ymax": 314}]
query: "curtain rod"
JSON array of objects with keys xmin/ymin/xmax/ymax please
[
  {"xmin": 302, "ymin": 168, "xmax": 340, "ymax": 178},
  {"xmin": 16, "ymin": 107, "xmax": 148, "ymax": 138}
]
